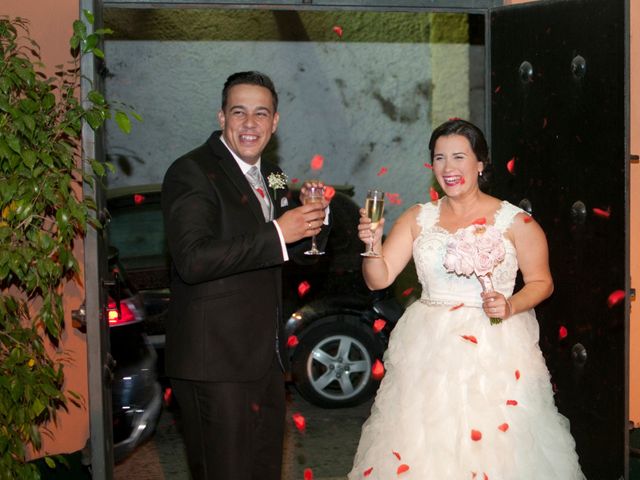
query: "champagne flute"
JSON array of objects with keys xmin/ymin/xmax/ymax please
[
  {"xmin": 304, "ymin": 185, "xmax": 326, "ymax": 256},
  {"xmin": 361, "ymin": 190, "xmax": 385, "ymax": 257}
]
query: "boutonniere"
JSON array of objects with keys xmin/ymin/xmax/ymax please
[{"xmin": 267, "ymin": 172, "xmax": 288, "ymax": 197}]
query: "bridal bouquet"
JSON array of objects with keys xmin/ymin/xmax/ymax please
[{"xmin": 443, "ymin": 223, "xmax": 506, "ymax": 324}]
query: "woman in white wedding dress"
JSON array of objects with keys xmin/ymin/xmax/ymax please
[{"xmin": 348, "ymin": 119, "xmax": 584, "ymax": 480}]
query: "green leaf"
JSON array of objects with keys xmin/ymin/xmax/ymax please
[
  {"xmin": 90, "ymin": 160, "xmax": 105, "ymax": 177},
  {"xmin": 115, "ymin": 111, "xmax": 132, "ymax": 134},
  {"xmin": 44, "ymin": 457, "xmax": 55, "ymax": 469},
  {"xmin": 83, "ymin": 9, "xmax": 95, "ymax": 25},
  {"xmin": 84, "ymin": 110, "xmax": 103, "ymax": 130},
  {"xmin": 131, "ymin": 111, "xmax": 143, "ymax": 122},
  {"xmin": 72, "ymin": 20, "xmax": 86, "ymax": 37},
  {"xmin": 22, "ymin": 115, "xmax": 35, "ymax": 132},
  {"xmin": 87, "ymin": 90, "xmax": 105, "ymax": 106},
  {"xmin": 6, "ymin": 136, "xmax": 21, "ymax": 154},
  {"xmin": 92, "ymin": 47, "xmax": 105, "ymax": 59},
  {"xmin": 94, "ymin": 28, "xmax": 114, "ymax": 36},
  {"xmin": 69, "ymin": 34, "xmax": 80, "ymax": 50},
  {"xmin": 21, "ymin": 150, "xmax": 36, "ymax": 169},
  {"xmin": 85, "ymin": 34, "xmax": 99, "ymax": 51}
]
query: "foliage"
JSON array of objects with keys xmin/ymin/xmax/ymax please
[{"xmin": 0, "ymin": 13, "xmax": 137, "ymax": 478}]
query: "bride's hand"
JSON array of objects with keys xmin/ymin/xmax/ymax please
[
  {"xmin": 481, "ymin": 291, "xmax": 513, "ymax": 320},
  {"xmin": 357, "ymin": 208, "xmax": 385, "ymax": 246}
]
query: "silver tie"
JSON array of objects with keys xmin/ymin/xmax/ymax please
[{"xmin": 246, "ymin": 166, "xmax": 272, "ymax": 221}]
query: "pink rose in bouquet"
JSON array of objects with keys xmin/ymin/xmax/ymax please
[{"xmin": 443, "ymin": 224, "xmax": 506, "ymax": 324}]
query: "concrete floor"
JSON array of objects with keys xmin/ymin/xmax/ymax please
[{"xmin": 114, "ymin": 386, "xmax": 373, "ymax": 480}]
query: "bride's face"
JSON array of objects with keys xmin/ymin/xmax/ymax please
[{"xmin": 432, "ymin": 134, "xmax": 483, "ymax": 197}]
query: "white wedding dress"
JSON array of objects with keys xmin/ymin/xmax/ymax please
[{"xmin": 348, "ymin": 200, "xmax": 585, "ymax": 480}]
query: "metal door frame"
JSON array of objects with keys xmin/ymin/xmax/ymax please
[{"xmin": 79, "ymin": 1, "xmax": 630, "ymax": 478}]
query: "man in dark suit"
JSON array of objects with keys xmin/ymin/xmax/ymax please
[{"xmin": 161, "ymin": 71, "xmax": 330, "ymax": 479}]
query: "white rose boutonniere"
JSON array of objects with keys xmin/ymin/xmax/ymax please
[{"xmin": 267, "ymin": 172, "xmax": 288, "ymax": 197}]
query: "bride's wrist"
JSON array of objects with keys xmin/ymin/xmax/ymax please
[{"xmin": 505, "ymin": 298, "xmax": 514, "ymax": 318}]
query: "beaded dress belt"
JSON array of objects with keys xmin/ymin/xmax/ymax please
[{"xmin": 419, "ymin": 298, "xmax": 482, "ymax": 308}]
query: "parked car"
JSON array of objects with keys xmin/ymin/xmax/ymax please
[
  {"xmin": 106, "ymin": 184, "xmax": 404, "ymax": 408},
  {"xmin": 105, "ymin": 248, "xmax": 162, "ymax": 462}
]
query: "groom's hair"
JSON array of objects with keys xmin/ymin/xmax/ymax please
[{"xmin": 221, "ymin": 71, "xmax": 279, "ymax": 112}]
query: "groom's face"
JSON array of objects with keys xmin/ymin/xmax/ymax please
[{"xmin": 217, "ymin": 84, "xmax": 279, "ymax": 165}]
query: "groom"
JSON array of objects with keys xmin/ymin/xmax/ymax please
[{"xmin": 161, "ymin": 71, "xmax": 330, "ymax": 479}]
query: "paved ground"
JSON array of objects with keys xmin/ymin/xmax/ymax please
[{"xmin": 114, "ymin": 385, "xmax": 373, "ymax": 480}]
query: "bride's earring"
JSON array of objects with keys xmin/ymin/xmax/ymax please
[{"xmin": 479, "ymin": 171, "xmax": 483, "ymax": 177}]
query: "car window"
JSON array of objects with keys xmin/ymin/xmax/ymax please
[{"xmin": 108, "ymin": 203, "xmax": 166, "ymax": 269}]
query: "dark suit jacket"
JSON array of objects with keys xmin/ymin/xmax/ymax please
[{"xmin": 161, "ymin": 131, "xmax": 325, "ymax": 382}]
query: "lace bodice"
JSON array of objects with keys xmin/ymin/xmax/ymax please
[{"xmin": 413, "ymin": 200, "xmax": 525, "ymax": 307}]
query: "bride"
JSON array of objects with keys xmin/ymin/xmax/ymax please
[{"xmin": 348, "ymin": 119, "xmax": 584, "ymax": 479}]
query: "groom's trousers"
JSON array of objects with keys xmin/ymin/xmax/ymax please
[{"xmin": 171, "ymin": 357, "xmax": 285, "ymax": 480}]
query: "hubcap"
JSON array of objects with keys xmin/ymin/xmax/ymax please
[{"xmin": 306, "ymin": 334, "xmax": 371, "ymax": 401}]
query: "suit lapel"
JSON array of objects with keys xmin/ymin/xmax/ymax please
[{"xmin": 208, "ymin": 133, "xmax": 265, "ymax": 223}]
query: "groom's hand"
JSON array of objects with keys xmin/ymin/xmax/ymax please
[{"xmin": 277, "ymin": 203, "xmax": 326, "ymax": 243}]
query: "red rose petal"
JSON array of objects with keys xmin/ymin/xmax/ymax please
[
  {"xmin": 471, "ymin": 429, "xmax": 482, "ymax": 441},
  {"xmin": 324, "ymin": 185, "xmax": 336, "ymax": 200},
  {"xmin": 461, "ymin": 335, "xmax": 478, "ymax": 344},
  {"xmin": 558, "ymin": 325, "xmax": 568, "ymax": 340},
  {"xmin": 449, "ymin": 303, "xmax": 465, "ymax": 311},
  {"xmin": 607, "ymin": 290, "xmax": 625, "ymax": 308},
  {"xmin": 429, "ymin": 187, "xmax": 439, "ymax": 202},
  {"xmin": 298, "ymin": 280, "xmax": 311, "ymax": 297},
  {"xmin": 372, "ymin": 359, "xmax": 385, "ymax": 380},
  {"xmin": 424, "ymin": 162, "xmax": 434, "ymax": 170},
  {"xmin": 163, "ymin": 387, "xmax": 172, "ymax": 405},
  {"xmin": 292, "ymin": 412, "xmax": 306, "ymax": 433},
  {"xmin": 392, "ymin": 451, "xmax": 401, "ymax": 461},
  {"xmin": 291, "ymin": 178, "xmax": 299, "ymax": 183},
  {"xmin": 483, "ymin": 474, "xmax": 489, "ymax": 480},
  {"xmin": 304, "ymin": 467, "xmax": 313, "ymax": 480},
  {"xmin": 397, "ymin": 464, "xmax": 410, "ymax": 474},
  {"xmin": 592, "ymin": 207, "xmax": 611, "ymax": 219},
  {"xmin": 287, "ymin": 335, "xmax": 299, "ymax": 348},
  {"xmin": 256, "ymin": 187, "xmax": 265, "ymax": 198},
  {"xmin": 377, "ymin": 166, "xmax": 388, "ymax": 176},
  {"xmin": 386, "ymin": 192, "xmax": 403, "ymax": 205},
  {"xmin": 506, "ymin": 399, "xmax": 518, "ymax": 406},
  {"xmin": 133, "ymin": 193, "xmax": 145, "ymax": 205},
  {"xmin": 372, "ymin": 318, "xmax": 387, "ymax": 333},
  {"xmin": 310, "ymin": 154, "xmax": 325, "ymax": 170},
  {"xmin": 332, "ymin": 25, "xmax": 343, "ymax": 37},
  {"xmin": 498, "ymin": 422, "xmax": 509, "ymax": 432},
  {"xmin": 494, "ymin": 85, "xmax": 502, "ymax": 93},
  {"xmin": 523, "ymin": 216, "xmax": 533, "ymax": 223},
  {"xmin": 507, "ymin": 157, "xmax": 516, "ymax": 175},
  {"xmin": 515, "ymin": 369, "xmax": 521, "ymax": 380},
  {"xmin": 471, "ymin": 217, "xmax": 486, "ymax": 225},
  {"xmin": 401, "ymin": 287, "xmax": 414, "ymax": 297},
  {"xmin": 448, "ymin": 117, "xmax": 461, "ymax": 121},
  {"xmin": 250, "ymin": 402, "xmax": 260, "ymax": 412},
  {"xmin": 460, "ymin": 177, "xmax": 466, "ymax": 185},
  {"xmin": 364, "ymin": 467, "xmax": 374, "ymax": 477}
]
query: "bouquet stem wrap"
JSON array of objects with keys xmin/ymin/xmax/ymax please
[{"xmin": 478, "ymin": 274, "xmax": 502, "ymax": 325}]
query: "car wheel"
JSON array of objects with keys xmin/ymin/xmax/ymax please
[{"xmin": 291, "ymin": 316, "xmax": 384, "ymax": 408}]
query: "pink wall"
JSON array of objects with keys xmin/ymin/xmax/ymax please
[{"xmin": 3, "ymin": 0, "xmax": 89, "ymax": 457}]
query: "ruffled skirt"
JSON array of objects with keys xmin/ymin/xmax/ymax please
[{"xmin": 348, "ymin": 302, "xmax": 585, "ymax": 480}]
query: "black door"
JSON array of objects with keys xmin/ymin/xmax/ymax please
[{"xmin": 490, "ymin": 0, "xmax": 628, "ymax": 478}]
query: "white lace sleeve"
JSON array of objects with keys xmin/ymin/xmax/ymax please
[{"xmin": 494, "ymin": 201, "xmax": 527, "ymax": 233}]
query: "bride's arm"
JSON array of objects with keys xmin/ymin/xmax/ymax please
[
  {"xmin": 359, "ymin": 204, "xmax": 420, "ymax": 290},
  {"xmin": 507, "ymin": 213, "xmax": 554, "ymax": 315}
]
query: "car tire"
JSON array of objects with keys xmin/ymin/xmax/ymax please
[{"xmin": 291, "ymin": 316, "xmax": 384, "ymax": 408}]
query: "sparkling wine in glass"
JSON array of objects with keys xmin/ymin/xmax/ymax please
[
  {"xmin": 304, "ymin": 185, "xmax": 325, "ymax": 256},
  {"xmin": 361, "ymin": 190, "xmax": 385, "ymax": 257}
]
